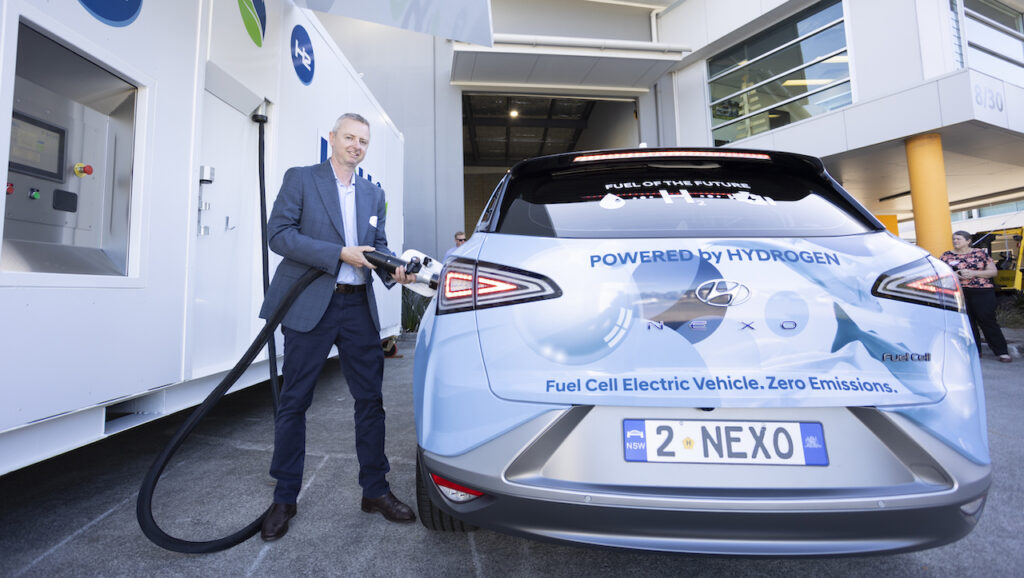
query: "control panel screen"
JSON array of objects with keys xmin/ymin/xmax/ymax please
[{"xmin": 9, "ymin": 112, "xmax": 66, "ymax": 182}]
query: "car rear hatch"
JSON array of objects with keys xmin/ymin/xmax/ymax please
[{"xmin": 450, "ymin": 150, "xmax": 961, "ymax": 409}]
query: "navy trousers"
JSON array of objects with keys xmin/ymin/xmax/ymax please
[{"xmin": 270, "ymin": 289, "xmax": 390, "ymax": 503}]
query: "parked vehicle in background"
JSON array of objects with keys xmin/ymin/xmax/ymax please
[{"xmin": 973, "ymin": 227, "xmax": 1023, "ymax": 293}]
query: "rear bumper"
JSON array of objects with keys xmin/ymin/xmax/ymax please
[{"xmin": 417, "ymin": 406, "xmax": 991, "ymax": 556}]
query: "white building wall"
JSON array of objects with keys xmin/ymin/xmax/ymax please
[
  {"xmin": 431, "ymin": 38, "xmax": 467, "ymax": 259},
  {"xmin": 845, "ymin": 0, "xmax": 925, "ymax": 101},
  {"xmin": 491, "ymin": 0, "xmax": 651, "ymax": 41},
  {"xmin": 673, "ymin": 64, "xmax": 712, "ymax": 146},
  {"xmin": 662, "ymin": 0, "xmax": 985, "ymax": 151},
  {"xmin": 653, "ymin": 78, "xmax": 679, "ymax": 146},
  {"xmin": 658, "ymin": 0, "xmax": 811, "ymax": 53},
  {"xmin": 916, "ymin": 0, "xmax": 963, "ymax": 79}
]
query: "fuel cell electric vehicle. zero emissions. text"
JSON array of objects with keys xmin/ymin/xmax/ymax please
[{"xmin": 413, "ymin": 148, "xmax": 990, "ymax": 556}]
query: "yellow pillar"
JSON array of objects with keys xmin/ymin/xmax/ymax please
[{"xmin": 905, "ymin": 133, "xmax": 953, "ymax": 257}]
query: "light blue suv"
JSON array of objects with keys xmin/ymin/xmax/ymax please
[{"xmin": 413, "ymin": 148, "xmax": 990, "ymax": 555}]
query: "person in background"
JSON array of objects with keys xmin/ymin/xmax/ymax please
[
  {"xmin": 444, "ymin": 231, "xmax": 466, "ymax": 261},
  {"xmin": 941, "ymin": 230, "xmax": 1012, "ymax": 363}
]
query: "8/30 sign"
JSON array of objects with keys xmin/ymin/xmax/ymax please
[{"xmin": 975, "ymin": 83, "xmax": 1004, "ymax": 112}]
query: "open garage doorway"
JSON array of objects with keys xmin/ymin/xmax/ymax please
[{"xmin": 461, "ymin": 93, "xmax": 639, "ymax": 236}]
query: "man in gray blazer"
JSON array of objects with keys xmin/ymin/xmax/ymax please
[{"xmin": 258, "ymin": 113, "xmax": 416, "ymax": 541}]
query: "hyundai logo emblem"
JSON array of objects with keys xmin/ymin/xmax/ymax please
[{"xmin": 695, "ymin": 279, "xmax": 751, "ymax": 307}]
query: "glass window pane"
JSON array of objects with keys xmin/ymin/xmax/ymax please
[
  {"xmin": 978, "ymin": 202, "xmax": 1018, "ymax": 217},
  {"xmin": 713, "ymin": 82, "xmax": 851, "ymax": 145},
  {"xmin": 497, "ymin": 162, "xmax": 872, "ymax": 238},
  {"xmin": 793, "ymin": 0, "xmax": 844, "ymax": 36},
  {"xmin": 710, "ymin": 23, "xmax": 846, "ymax": 102},
  {"xmin": 708, "ymin": 0, "xmax": 842, "ymax": 77},
  {"xmin": 712, "ymin": 118, "xmax": 753, "ymax": 146},
  {"xmin": 772, "ymin": 80, "xmax": 852, "ymax": 121},
  {"xmin": 966, "ymin": 0, "xmax": 1023, "ymax": 32},
  {"xmin": 711, "ymin": 53, "xmax": 849, "ymax": 126}
]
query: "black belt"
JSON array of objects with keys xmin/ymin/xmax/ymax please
[{"xmin": 335, "ymin": 283, "xmax": 366, "ymax": 294}]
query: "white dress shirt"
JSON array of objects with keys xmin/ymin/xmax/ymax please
[{"xmin": 335, "ymin": 173, "xmax": 363, "ymax": 286}]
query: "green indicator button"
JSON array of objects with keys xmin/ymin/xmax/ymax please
[{"xmin": 29, "ymin": 189, "xmax": 41, "ymax": 200}]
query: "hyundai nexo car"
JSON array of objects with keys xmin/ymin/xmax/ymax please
[{"xmin": 413, "ymin": 148, "xmax": 990, "ymax": 555}]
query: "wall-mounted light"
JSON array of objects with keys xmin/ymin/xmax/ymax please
[{"xmin": 509, "ymin": 110, "xmax": 519, "ymax": 118}]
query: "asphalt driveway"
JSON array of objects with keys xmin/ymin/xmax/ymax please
[{"xmin": 2, "ymin": 332, "xmax": 1022, "ymax": 577}]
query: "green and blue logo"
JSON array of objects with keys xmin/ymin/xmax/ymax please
[
  {"xmin": 238, "ymin": 0, "xmax": 267, "ymax": 47},
  {"xmin": 78, "ymin": 0, "xmax": 143, "ymax": 27}
]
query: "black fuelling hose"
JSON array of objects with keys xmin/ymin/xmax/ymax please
[
  {"xmin": 137, "ymin": 251, "xmax": 422, "ymax": 553},
  {"xmin": 252, "ymin": 111, "xmax": 282, "ymax": 410},
  {"xmin": 136, "ymin": 267, "xmax": 323, "ymax": 554}
]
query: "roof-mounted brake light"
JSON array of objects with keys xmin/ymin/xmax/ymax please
[{"xmin": 572, "ymin": 150, "xmax": 772, "ymax": 163}]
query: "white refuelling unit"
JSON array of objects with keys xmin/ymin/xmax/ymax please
[{"xmin": 0, "ymin": 0, "xmax": 405, "ymax": 475}]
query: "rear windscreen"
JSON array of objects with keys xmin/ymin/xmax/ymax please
[{"xmin": 495, "ymin": 161, "xmax": 875, "ymax": 238}]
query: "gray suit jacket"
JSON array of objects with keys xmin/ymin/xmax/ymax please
[{"xmin": 258, "ymin": 161, "xmax": 395, "ymax": 333}]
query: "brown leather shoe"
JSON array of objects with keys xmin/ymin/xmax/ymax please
[
  {"xmin": 261, "ymin": 502, "xmax": 297, "ymax": 541},
  {"xmin": 361, "ymin": 491, "xmax": 416, "ymax": 523}
]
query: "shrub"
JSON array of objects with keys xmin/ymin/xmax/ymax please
[{"xmin": 996, "ymin": 291, "xmax": 1024, "ymax": 329}]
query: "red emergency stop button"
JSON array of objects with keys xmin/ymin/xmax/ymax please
[
  {"xmin": 74, "ymin": 163, "xmax": 94, "ymax": 177},
  {"xmin": 5, "ymin": 183, "xmax": 12, "ymax": 195}
]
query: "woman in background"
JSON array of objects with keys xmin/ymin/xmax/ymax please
[{"xmin": 941, "ymin": 230, "xmax": 1012, "ymax": 362}]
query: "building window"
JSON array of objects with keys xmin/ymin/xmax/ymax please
[
  {"xmin": 708, "ymin": 0, "xmax": 851, "ymax": 146},
  {"xmin": 965, "ymin": 0, "xmax": 1023, "ymax": 33},
  {"xmin": 962, "ymin": 0, "xmax": 1024, "ymax": 80}
]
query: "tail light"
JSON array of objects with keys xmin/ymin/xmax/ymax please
[
  {"xmin": 872, "ymin": 258, "xmax": 963, "ymax": 311},
  {"xmin": 437, "ymin": 259, "xmax": 561, "ymax": 314}
]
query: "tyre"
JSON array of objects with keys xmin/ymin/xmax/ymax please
[{"xmin": 416, "ymin": 454, "xmax": 477, "ymax": 532}]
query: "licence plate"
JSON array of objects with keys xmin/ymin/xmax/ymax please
[{"xmin": 623, "ymin": 419, "xmax": 828, "ymax": 466}]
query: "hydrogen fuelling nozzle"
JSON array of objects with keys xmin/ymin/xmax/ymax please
[{"xmin": 364, "ymin": 249, "xmax": 440, "ymax": 297}]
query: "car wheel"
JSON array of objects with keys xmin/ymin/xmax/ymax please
[{"xmin": 416, "ymin": 455, "xmax": 477, "ymax": 532}]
